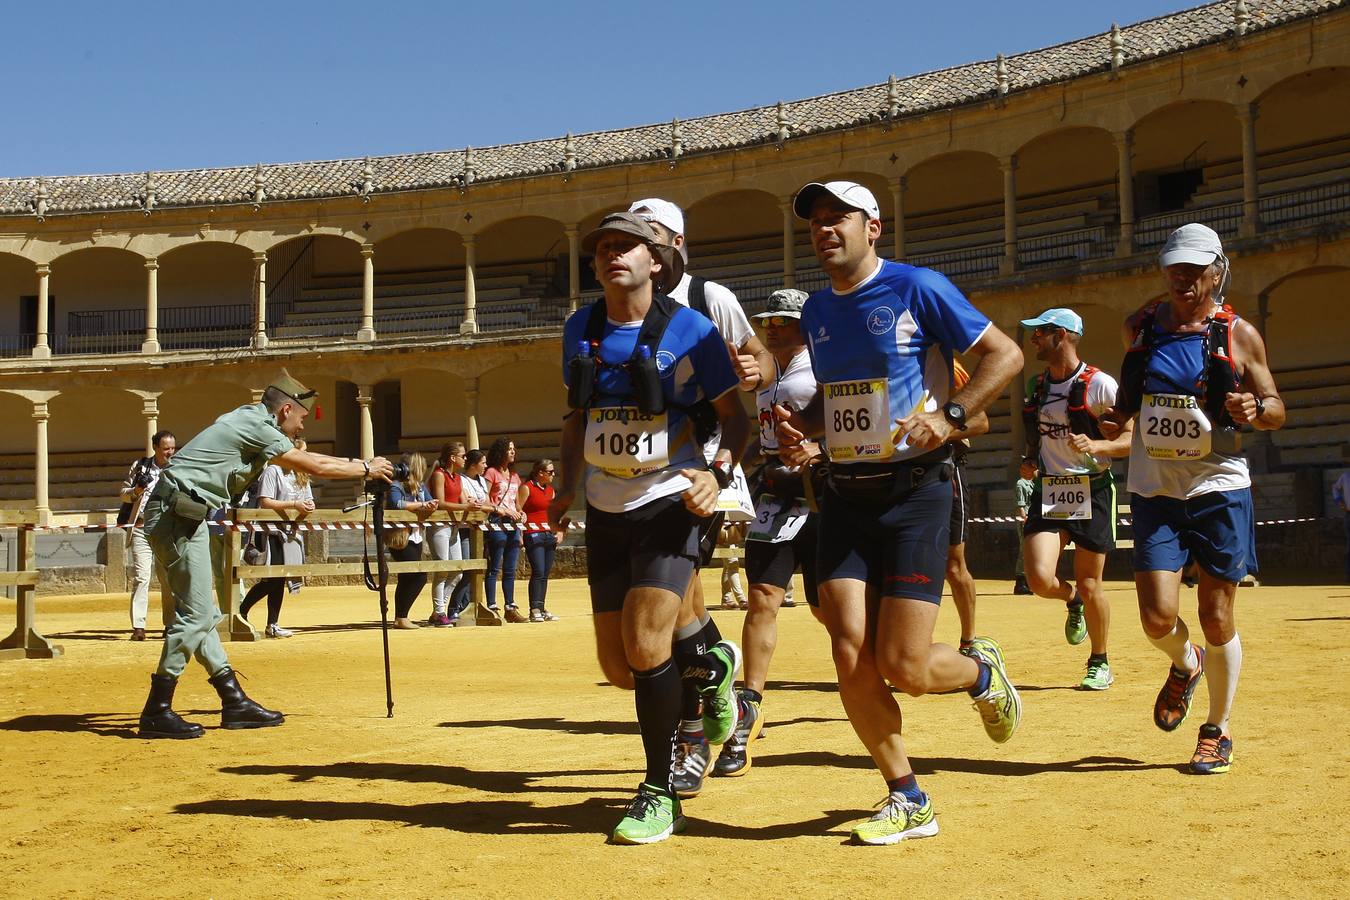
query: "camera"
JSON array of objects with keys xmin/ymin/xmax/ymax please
[
  {"xmin": 133, "ymin": 465, "xmax": 155, "ymax": 489},
  {"xmin": 365, "ymin": 461, "xmax": 410, "ymax": 495}
]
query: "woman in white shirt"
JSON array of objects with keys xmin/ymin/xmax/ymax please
[{"xmin": 240, "ymin": 439, "xmax": 314, "ymax": 638}]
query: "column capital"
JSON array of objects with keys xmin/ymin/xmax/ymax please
[
  {"xmin": 462, "ymin": 232, "xmax": 477, "ymax": 248},
  {"xmin": 999, "ymin": 154, "xmax": 1018, "ymax": 172},
  {"xmin": 360, "ymin": 243, "xmax": 375, "ymax": 258},
  {"xmin": 356, "ymin": 384, "xmax": 374, "ymax": 405},
  {"xmin": 1235, "ymin": 100, "xmax": 1259, "ymax": 123},
  {"xmin": 778, "ymin": 194, "xmax": 794, "ymax": 211},
  {"xmin": 32, "ymin": 401, "xmax": 50, "ymax": 420},
  {"xmin": 889, "ymin": 175, "xmax": 907, "ymax": 192},
  {"xmin": 141, "ymin": 396, "xmax": 160, "ymax": 417},
  {"xmin": 34, "ymin": 263, "xmax": 50, "ymax": 277},
  {"xmin": 1113, "ymin": 128, "xmax": 1134, "ymax": 150},
  {"xmin": 564, "ymin": 223, "xmax": 579, "ymax": 238},
  {"xmin": 144, "ymin": 257, "xmax": 159, "ymax": 270},
  {"xmin": 253, "ymin": 250, "xmax": 268, "ymax": 264}
]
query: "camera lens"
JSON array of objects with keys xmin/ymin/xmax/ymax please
[{"xmin": 391, "ymin": 462, "xmax": 410, "ymax": 481}]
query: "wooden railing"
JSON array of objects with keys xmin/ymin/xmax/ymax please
[{"xmin": 0, "ymin": 510, "xmax": 58, "ymax": 660}]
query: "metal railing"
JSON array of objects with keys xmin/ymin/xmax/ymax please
[
  {"xmin": 1017, "ymin": 224, "xmax": 1116, "ymax": 270},
  {"xmin": 908, "ymin": 242, "xmax": 1003, "ymax": 279},
  {"xmin": 0, "ymin": 334, "xmax": 36, "ymax": 359},
  {"xmin": 1260, "ymin": 181, "xmax": 1350, "ymax": 229},
  {"xmin": 1134, "ymin": 202, "xmax": 1242, "ymax": 250}
]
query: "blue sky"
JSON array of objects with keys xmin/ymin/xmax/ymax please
[{"xmin": 6, "ymin": 0, "xmax": 1189, "ymax": 178}]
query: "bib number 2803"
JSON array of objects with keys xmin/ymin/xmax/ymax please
[{"xmin": 1141, "ymin": 393, "xmax": 1211, "ymax": 460}]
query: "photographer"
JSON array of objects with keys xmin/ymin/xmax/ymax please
[
  {"xmin": 120, "ymin": 430, "xmax": 177, "ymax": 641},
  {"xmin": 137, "ymin": 371, "xmax": 394, "ymax": 740}
]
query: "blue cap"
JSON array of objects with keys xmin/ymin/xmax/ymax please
[{"xmin": 1020, "ymin": 308, "xmax": 1083, "ymax": 335}]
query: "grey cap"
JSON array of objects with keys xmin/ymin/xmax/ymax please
[{"xmin": 752, "ymin": 289, "xmax": 809, "ymax": 320}]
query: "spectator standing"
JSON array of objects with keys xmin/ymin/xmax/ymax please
[
  {"xmin": 428, "ymin": 442, "xmax": 477, "ymax": 627},
  {"xmin": 484, "ymin": 438, "xmax": 528, "ymax": 623},
  {"xmin": 1332, "ymin": 465, "xmax": 1350, "ymax": 583},
  {"xmin": 120, "ymin": 430, "xmax": 176, "ymax": 640},
  {"xmin": 387, "ymin": 452, "xmax": 437, "ymax": 630},
  {"xmin": 518, "ymin": 459, "xmax": 562, "ymax": 621},
  {"xmin": 1013, "ymin": 458, "xmax": 1037, "ymax": 594},
  {"xmin": 239, "ymin": 438, "xmax": 314, "ymax": 638},
  {"xmin": 449, "ymin": 449, "xmax": 491, "ymax": 622}
]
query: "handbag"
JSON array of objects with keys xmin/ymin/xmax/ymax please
[{"xmin": 384, "ymin": 526, "xmax": 410, "ymax": 551}]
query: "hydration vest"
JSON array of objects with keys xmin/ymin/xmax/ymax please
[
  {"xmin": 1116, "ymin": 302, "xmax": 1240, "ymax": 430},
  {"xmin": 1022, "ymin": 365, "xmax": 1104, "ymax": 458},
  {"xmin": 566, "ymin": 293, "xmax": 718, "ymax": 441}
]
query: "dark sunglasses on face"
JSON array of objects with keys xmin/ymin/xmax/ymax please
[{"xmin": 759, "ymin": 316, "xmax": 797, "ymax": 328}]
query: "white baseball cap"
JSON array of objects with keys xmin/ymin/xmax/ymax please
[
  {"xmin": 792, "ymin": 181, "xmax": 881, "ymax": 221},
  {"xmin": 629, "ymin": 198, "xmax": 688, "ymax": 262},
  {"xmin": 1159, "ymin": 223, "xmax": 1225, "ymax": 268}
]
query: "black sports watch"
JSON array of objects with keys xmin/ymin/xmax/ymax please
[
  {"xmin": 943, "ymin": 401, "xmax": 968, "ymax": 432},
  {"xmin": 709, "ymin": 460, "xmax": 733, "ymax": 490}
]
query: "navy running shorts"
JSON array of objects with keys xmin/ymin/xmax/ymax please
[
  {"xmin": 1130, "ymin": 487, "xmax": 1257, "ymax": 584},
  {"xmin": 586, "ymin": 496, "xmax": 699, "ymax": 613},
  {"xmin": 745, "ymin": 512, "xmax": 819, "ymax": 607},
  {"xmin": 817, "ymin": 475, "xmax": 951, "ymax": 604}
]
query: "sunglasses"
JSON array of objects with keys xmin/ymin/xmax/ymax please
[{"xmin": 758, "ymin": 315, "xmax": 798, "ymax": 327}]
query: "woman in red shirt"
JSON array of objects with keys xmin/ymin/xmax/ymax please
[
  {"xmin": 518, "ymin": 458, "xmax": 562, "ymax": 622},
  {"xmin": 484, "ymin": 438, "xmax": 527, "ymax": 623}
]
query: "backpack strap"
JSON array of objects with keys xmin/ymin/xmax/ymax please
[{"xmin": 687, "ymin": 276, "xmax": 709, "ymax": 320}]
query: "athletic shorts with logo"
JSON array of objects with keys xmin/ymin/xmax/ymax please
[
  {"xmin": 816, "ymin": 470, "xmax": 951, "ymax": 604},
  {"xmin": 1131, "ymin": 487, "xmax": 1257, "ymax": 583},
  {"xmin": 746, "ymin": 509, "xmax": 819, "ymax": 607},
  {"xmin": 1023, "ymin": 470, "xmax": 1117, "ymax": 553},
  {"xmin": 586, "ymin": 496, "xmax": 700, "ymax": 613}
]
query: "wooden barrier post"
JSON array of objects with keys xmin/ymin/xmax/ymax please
[
  {"xmin": 225, "ymin": 508, "xmax": 497, "ymax": 637},
  {"xmin": 0, "ymin": 511, "xmax": 62, "ymax": 660},
  {"xmin": 468, "ymin": 525, "xmax": 500, "ymax": 627},
  {"xmin": 221, "ymin": 525, "xmax": 259, "ymax": 641}
]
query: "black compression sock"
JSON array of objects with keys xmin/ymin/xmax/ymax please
[
  {"xmin": 698, "ymin": 614, "xmax": 722, "ymax": 647},
  {"xmin": 632, "ymin": 659, "xmax": 683, "ymax": 795}
]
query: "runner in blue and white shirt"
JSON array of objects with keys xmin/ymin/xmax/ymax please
[{"xmin": 775, "ymin": 180, "xmax": 1025, "ymax": 846}]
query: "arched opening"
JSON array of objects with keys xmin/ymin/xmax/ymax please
[
  {"xmin": 478, "ymin": 361, "xmax": 565, "ymax": 468},
  {"xmin": 1253, "ymin": 68, "xmax": 1350, "ymax": 231},
  {"xmin": 266, "ymin": 234, "xmax": 364, "ymax": 341},
  {"xmin": 475, "ymin": 216, "xmax": 568, "ymax": 331},
  {"xmin": 158, "ymin": 241, "xmax": 255, "ymax": 350},
  {"xmin": 683, "ymin": 189, "xmax": 781, "ymax": 305},
  {"xmin": 384, "ymin": 367, "xmax": 469, "ymax": 452},
  {"xmin": 49, "ymin": 388, "xmax": 142, "ymax": 511},
  {"xmin": 1013, "ymin": 127, "xmax": 1119, "ymax": 269},
  {"xmin": 48, "ymin": 247, "xmax": 147, "ymax": 354},
  {"xmin": 903, "ymin": 151, "xmax": 1003, "ymax": 279},
  {"xmin": 370, "ymin": 228, "xmax": 465, "ymax": 338},
  {"xmin": 0, "ymin": 252, "xmax": 38, "ymax": 357},
  {"xmin": 1130, "ymin": 100, "xmax": 1242, "ymax": 247},
  {"xmin": 0, "ymin": 392, "xmax": 36, "ymax": 511}
]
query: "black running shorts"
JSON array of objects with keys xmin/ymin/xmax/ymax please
[
  {"xmin": 585, "ymin": 495, "xmax": 699, "ymax": 613},
  {"xmin": 745, "ymin": 512, "xmax": 819, "ymax": 607},
  {"xmin": 1022, "ymin": 470, "xmax": 1117, "ymax": 554}
]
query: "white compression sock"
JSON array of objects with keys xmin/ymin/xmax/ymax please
[
  {"xmin": 1205, "ymin": 634, "xmax": 1242, "ymax": 734},
  {"xmin": 1148, "ymin": 619, "xmax": 1198, "ymax": 672}
]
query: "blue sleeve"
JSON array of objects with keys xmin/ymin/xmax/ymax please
[
  {"xmin": 686, "ymin": 314, "xmax": 739, "ymax": 401},
  {"xmin": 387, "ymin": 483, "xmax": 407, "ymax": 510},
  {"xmin": 907, "ymin": 268, "xmax": 991, "ymax": 353},
  {"xmin": 801, "ymin": 297, "xmax": 819, "ymax": 373}
]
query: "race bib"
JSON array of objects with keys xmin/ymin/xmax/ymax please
[
  {"xmin": 824, "ymin": 379, "xmax": 892, "ymax": 461},
  {"xmin": 1040, "ymin": 474, "xmax": 1090, "ymax": 521},
  {"xmin": 747, "ymin": 496, "xmax": 809, "ymax": 544},
  {"xmin": 1141, "ymin": 393, "xmax": 1211, "ymax": 460},
  {"xmin": 715, "ymin": 464, "xmax": 755, "ymax": 522},
  {"xmin": 584, "ymin": 407, "xmax": 669, "ymax": 478}
]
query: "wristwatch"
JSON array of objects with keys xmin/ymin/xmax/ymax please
[
  {"xmin": 1253, "ymin": 396, "xmax": 1266, "ymax": 422},
  {"xmin": 942, "ymin": 401, "xmax": 968, "ymax": 432},
  {"xmin": 709, "ymin": 459, "xmax": 733, "ymax": 490}
]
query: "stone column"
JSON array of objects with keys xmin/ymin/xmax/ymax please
[
  {"xmin": 1000, "ymin": 156, "xmax": 1018, "ymax": 275},
  {"xmin": 142, "ymin": 258, "xmax": 160, "ymax": 353},
  {"xmin": 890, "ymin": 177, "xmax": 907, "ymax": 261},
  {"xmin": 565, "ymin": 224, "xmax": 581, "ymax": 314},
  {"xmin": 461, "ymin": 235, "xmax": 479, "ymax": 334},
  {"xmin": 32, "ymin": 264, "xmax": 51, "ymax": 359},
  {"xmin": 779, "ymin": 196, "xmax": 797, "ymax": 288},
  {"xmin": 252, "ymin": 251, "xmax": 268, "ymax": 349},
  {"xmin": 33, "ymin": 400, "xmax": 51, "ymax": 519},
  {"xmin": 465, "ymin": 376, "xmax": 480, "ymax": 450},
  {"xmin": 356, "ymin": 384, "xmax": 374, "ymax": 460},
  {"xmin": 1238, "ymin": 102, "xmax": 1260, "ymax": 238},
  {"xmin": 357, "ymin": 243, "xmax": 376, "ymax": 341},
  {"xmin": 1114, "ymin": 129, "xmax": 1136, "ymax": 256},
  {"xmin": 1247, "ymin": 291, "xmax": 1277, "ymax": 472},
  {"xmin": 142, "ymin": 395, "xmax": 160, "ymax": 456}
]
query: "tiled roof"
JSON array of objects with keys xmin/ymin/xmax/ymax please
[{"xmin": 1, "ymin": 0, "xmax": 1341, "ymax": 218}]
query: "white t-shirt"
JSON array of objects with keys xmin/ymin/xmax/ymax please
[
  {"xmin": 667, "ymin": 272, "xmax": 753, "ymax": 462},
  {"xmin": 756, "ymin": 348, "xmax": 817, "ymax": 455},
  {"xmin": 1029, "ymin": 363, "xmax": 1118, "ymax": 476}
]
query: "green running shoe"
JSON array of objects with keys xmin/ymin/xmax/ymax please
[
  {"xmin": 610, "ymin": 783, "xmax": 686, "ymax": 845},
  {"xmin": 699, "ymin": 641, "xmax": 742, "ymax": 745},
  {"xmin": 970, "ymin": 638, "xmax": 1022, "ymax": 743},
  {"xmin": 1079, "ymin": 658, "xmax": 1114, "ymax": 691},
  {"xmin": 1064, "ymin": 600, "xmax": 1087, "ymax": 645},
  {"xmin": 850, "ymin": 793, "xmax": 939, "ymax": 845}
]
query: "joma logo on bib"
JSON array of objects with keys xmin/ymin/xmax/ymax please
[
  {"xmin": 1149, "ymin": 395, "xmax": 1199, "ymax": 410},
  {"xmin": 827, "ymin": 382, "xmax": 876, "ymax": 398},
  {"xmin": 593, "ymin": 408, "xmax": 656, "ymax": 424}
]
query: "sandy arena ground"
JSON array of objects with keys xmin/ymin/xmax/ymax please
[{"xmin": 1, "ymin": 573, "xmax": 1347, "ymax": 898}]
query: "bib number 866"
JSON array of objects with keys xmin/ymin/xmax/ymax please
[
  {"xmin": 832, "ymin": 407, "xmax": 872, "ymax": 433},
  {"xmin": 1145, "ymin": 416, "xmax": 1202, "ymax": 439}
]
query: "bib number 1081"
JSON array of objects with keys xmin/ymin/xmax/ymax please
[{"xmin": 593, "ymin": 432, "xmax": 655, "ymax": 456}]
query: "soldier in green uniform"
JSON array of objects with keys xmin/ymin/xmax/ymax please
[{"xmin": 138, "ymin": 371, "xmax": 394, "ymax": 739}]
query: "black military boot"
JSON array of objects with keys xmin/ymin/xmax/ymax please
[
  {"xmin": 138, "ymin": 673, "xmax": 205, "ymax": 739},
  {"xmin": 208, "ymin": 668, "xmax": 284, "ymax": 729}
]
